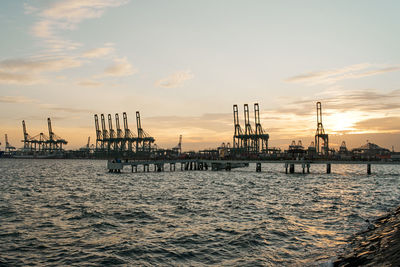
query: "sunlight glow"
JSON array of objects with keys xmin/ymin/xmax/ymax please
[{"xmin": 325, "ymin": 112, "xmax": 359, "ymax": 133}]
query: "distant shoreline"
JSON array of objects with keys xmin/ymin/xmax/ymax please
[{"xmin": 334, "ymin": 206, "xmax": 400, "ymax": 266}]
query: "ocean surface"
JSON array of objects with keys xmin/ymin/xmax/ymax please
[{"xmin": 1, "ymin": 159, "xmax": 400, "ymax": 266}]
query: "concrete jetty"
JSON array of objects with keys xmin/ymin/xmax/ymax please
[{"xmin": 107, "ymin": 159, "xmax": 400, "ymax": 174}]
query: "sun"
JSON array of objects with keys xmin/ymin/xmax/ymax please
[{"xmin": 325, "ymin": 112, "xmax": 359, "ymax": 133}]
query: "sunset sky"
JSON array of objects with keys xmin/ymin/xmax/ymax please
[{"xmin": 1, "ymin": 0, "xmax": 400, "ymax": 151}]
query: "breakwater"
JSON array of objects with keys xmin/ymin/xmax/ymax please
[{"xmin": 334, "ymin": 206, "xmax": 400, "ymax": 266}]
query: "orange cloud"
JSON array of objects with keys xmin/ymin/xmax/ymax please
[
  {"xmin": 286, "ymin": 63, "xmax": 400, "ymax": 85},
  {"xmin": 0, "ymin": 56, "xmax": 82, "ymax": 85},
  {"xmin": 104, "ymin": 57, "xmax": 137, "ymax": 77},
  {"xmin": 155, "ymin": 70, "xmax": 194, "ymax": 88},
  {"xmin": 82, "ymin": 46, "xmax": 115, "ymax": 58}
]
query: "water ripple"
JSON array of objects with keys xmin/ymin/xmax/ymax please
[{"xmin": 1, "ymin": 159, "xmax": 400, "ymax": 265}]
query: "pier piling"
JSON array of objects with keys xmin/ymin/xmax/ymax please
[
  {"xmin": 327, "ymin": 163, "xmax": 331, "ymax": 174},
  {"xmin": 107, "ymin": 160, "xmax": 398, "ymax": 175},
  {"xmin": 289, "ymin": 164, "xmax": 295, "ymax": 173},
  {"xmin": 256, "ymin": 163, "xmax": 261, "ymax": 172},
  {"xmin": 225, "ymin": 162, "xmax": 231, "ymax": 171},
  {"xmin": 170, "ymin": 163, "xmax": 175, "ymax": 171}
]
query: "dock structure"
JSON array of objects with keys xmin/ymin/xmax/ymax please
[
  {"xmin": 107, "ymin": 159, "xmax": 400, "ymax": 174},
  {"xmin": 94, "ymin": 111, "xmax": 155, "ymax": 158},
  {"xmin": 232, "ymin": 103, "xmax": 270, "ymax": 154},
  {"xmin": 20, "ymin": 118, "xmax": 67, "ymax": 152},
  {"xmin": 108, "ymin": 159, "xmax": 211, "ymax": 173},
  {"xmin": 315, "ymin": 102, "xmax": 329, "ymax": 156}
]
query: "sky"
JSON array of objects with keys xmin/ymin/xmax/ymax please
[{"xmin": 0, "ymin": 0, "xmax": 400, "ymax": 151}]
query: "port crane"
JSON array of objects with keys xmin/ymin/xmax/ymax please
[
  {"xmin": 5, "ymin": 134, "xmax": 16, "ymax": 152},
  {"xmin": 315, "ymin": 102, "xmax": 329, "ymax": 155},
  {"xmin": 232, "ymin": 103, "xmax": 270, "ymax": 154}
]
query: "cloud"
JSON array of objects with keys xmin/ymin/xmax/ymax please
[
  {"xmin": 22, "ymin": 1, "xmax": 132, "ymax": 85},
  {"xmin": 31, "ymin": 19, "xmax": 82, "ymax": 51},
  {"xmin": 41, "ymin": 0, "xmax": 129, "ymax": 24},
  {"xmin": 0, "ymin": 71, "xmax": 39, "ymax": 85},
  {"xmin": 82, "ymin": 46, "xmax": 114, "ymax": 58},
  {"xmin": 155, "ymin": 70, "xmax": 194, "ymax": 88},
  {"xmin": 19, "ymin": 115, "xmax": 70, "ymax": 121},
  {"xmin": 286, "ymin": 63, "xmax": 400, "ymax": 85},
  {"xmin": 146, "ymin": 113, "xmax": 232, "ymax": 133},
  {"xmin": 353, "ymin": 117, "xmax": 400, "ymax": 133},
  {"xmin": 78, "ymin": 79, "xmax": 103, "ymax": 87},
  {"xmin": 32, "ymin": 19, "xmax": 53, "ymax": 39},
  {"xmin": 0, "ymin": 57, "xmax": 82, "ymax": 73},
  {"xmin": 146, "ymin": 113, "xmax": 233, "ymax": 149},
  {"xmin": 0, "ymin": 96, "xmax": 37, "ymax": 103},
  {"xmin": 40, "ymin": 104, "xmax": 96, "ymax": 113},
  {"xmin": 104, "ymin": 57, "xmax": 136, "ymax": 77},
  {"xmin": 0, "ymin": 56, "xmax": 82, "ymax": 85},
  {"xmin": 315, "ymin": 89, "xmax": 400, "ymax": 113},
  {"xmin": 29, "ymin": 0, "xmax": 129, "ymax": 51},
  {"xmin": 270, "ymin": 89, "xmax": 400, "ymax": 118},
  {"xmin": 23, "ymin": 3, "xmax": 39, "ymax": 15}
]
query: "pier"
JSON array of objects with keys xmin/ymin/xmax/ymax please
[{"xmin": 107, "ymin": 159, "xmax": 400, "ymax": 174}]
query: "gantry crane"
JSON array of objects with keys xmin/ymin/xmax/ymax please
[{"xmin": 315, "ymin": 102, "xmax": 329, "ymax": 155}]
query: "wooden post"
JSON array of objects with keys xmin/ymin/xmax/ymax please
[
  {"xmin": 256, "ymin": 163, "xmax": 261, "ymax": 172},
  {"xmin": 290, "ymin": 164, "xmax": 295, "ymax": 173},
  {"xmin": 327, "ymin": 163, "xmax": 331, "ymax": 174},
  {"xmin": 225, "ymin": 162, "xmax": 231, "ymax": 171},
  {"xmin": 212, "ymin": 163, "xmax": 219, "ymax": 171},
  {"xmin": 307, "ymin": 164, "xmax": 310, "ymax": 173},
  {"xmin": 302, "ymin": 163, "xmax": 305, "ymax": 174},
  {"xmin": 367, "ymin": 164, "xmax": 371, "ymax": 175},
  {"xmin": 285, "ymin": 163, "xmax": 288, "ymax": 174}
]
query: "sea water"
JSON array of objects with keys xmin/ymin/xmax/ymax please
[{"xmin": 1, "ymin": 159, "xmax": 400, "ymax": 266}]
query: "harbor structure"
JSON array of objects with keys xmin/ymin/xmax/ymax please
[
  {"xmin": 5, "ymin": 101, "xmax": 397, "ymax": 162},
  {"xmin": 315, "ymin": 102, "xmax": 329, "ymax": 156},
  {"xmin": 4, "ymin": 134, "xmax": 16, "ymax": 153},
  {"xmin": 106, "ymin": 158, "xmax": 399, "ymax": 175},
  {"xmin": 232, "ymin": 103, "xmax": 270, "ymax": 154},
  {"xmin": 94, "ymin": 111, "xmax": 155, "ymax": 158},
  {"xmin": 20, "ymin": 118, "xmax": 67, "ymax": 153}
]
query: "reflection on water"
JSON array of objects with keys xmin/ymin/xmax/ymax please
[{"xmin": 0, "ymin": 159, "xmax": 399, "ymax": 265}]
